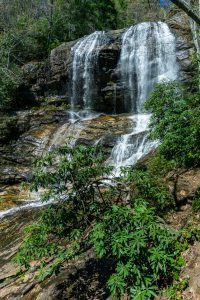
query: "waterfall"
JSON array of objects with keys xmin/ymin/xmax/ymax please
[
  {"xmin": 0, "ymin": 23, "xmax": 179, "ymax": 218},
  {"xmin": 110, "ymin": 22, "xmax": 178, "ymax": 174},
  {"xmin": 70, "ymin": 31, "xmax": 110, "ymax": 111},
  {"xmin": 120, "ymin": 21, "xmax": 178, "ymax": 113},
  {"xmin": 109, "ymin": 114, "xmax": 159, "ymax": 176}
]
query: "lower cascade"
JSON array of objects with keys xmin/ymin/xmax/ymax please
[
  {"xmin": 110, "ymin": 21, "xmax": 178, "ymax": 174},
  {"xmin": 109, "ymin": 114, "xmax": 159, "ymax": 176}
]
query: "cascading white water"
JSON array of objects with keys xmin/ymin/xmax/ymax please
[
  {"xmin": 109, "ymin": 114, "xmax": 159, "ymax": 176},
  {"xmin": 71, "ymin": 31, "xmax": 110, "ymax": 111},
  {"xmin": 120, "ymin": 22, "xmax": 178, "ymax": 113},
  {"xmin": 1, "ymin": 32, "xmax": 110, "ymax": 219},
  {"xmin": 0, "ymin": 23, "xmax": 179, "ymax": 218},
  {"xmin": 110, "ymin": 22, "xmax": 178, "ymax": 174}
]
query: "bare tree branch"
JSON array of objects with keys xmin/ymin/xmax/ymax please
[{"xmin": 170, "ymin": 0, "xmax": 200, "ymax": 25}]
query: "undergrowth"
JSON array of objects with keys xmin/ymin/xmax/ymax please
[{"xmin": 14, "ymin": 79, "xmax": 200, "ymax": 298}]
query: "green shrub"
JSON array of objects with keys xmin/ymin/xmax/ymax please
[
  {"xmin": 14, "ymin": 142, "xmax": 187, "ymax": 295},
  {"xmin": 15, "ymin": 144, "xmax": 114, "ymax": 268},
  {"xmin": 0, "ymin": 33, "xmax": 23, "ymax": 109},
  {"xmin": 0, "ymin": 64, "xmax": 22, "ymax": 109},
  {"xmin": 120, "ymin": 167, "xmax": 174, "ymax": 213},
  {"xmin": 192, "ymin": 187, "xmax": 200, "ymax": 213},
  {"xmin": 91, "ymin": 201, "xmax": 184, "ymax": 299},
  {"xmin": 145, "ymin": 82, "xmax": 200, "ymax": 168},
  {"xmin": 147, "ymin": 153, "xmax": 176, "ymax": 177},
  {"xmin": 165, "ymin": 278, "xmax": 188, "ymax": 300},
  {"xmin": 181, "ymin": 223, "xmax": 200, "ymax": 242}
]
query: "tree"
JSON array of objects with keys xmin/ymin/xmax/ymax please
[
  {"xmin": 170, "ymin": 0, "xmax": 200, "ymax": 24},
  {"xmin": 0, "ymin": 0, "xmax": 120, "ymax": 109},
  {"xmin": 15, "ymin": 143, "xmax": 184, "ymax": 299}
]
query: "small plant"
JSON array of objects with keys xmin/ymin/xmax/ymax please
[
  {"xmin": 165, "ymin": 278, "xmax": 188, "ymax": 300},
  {"xmin": 91, "ymin": 201, "xmax": 183, "ymax": 299},
  {"xmin": 120, "ymin": 167, "xmax": 174, "ymax": 214},
  {"xmin": 181, "ymin": 223, "xmax": 200, "ymax": 242},
  {"xmin": 192, "ymin": 187, "xmax": 200, "ymax": 213},
  {"xmin": 0, "ymin": 197, "xmax": 5, "ymax": 204}
]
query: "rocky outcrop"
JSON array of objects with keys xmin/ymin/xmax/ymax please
[
  {"xmin": 0, "ymin": 109, "xmax": 70, "ymax": 211},
  {"xmin": 0, "ymin": 110, "xmax": 135, "ymax": 211},
  {"xmin": 0, "ymin": 110, "xmax": 70, "ymax": 182},
  {"xmin": 16, "ymin": 12, "xmax": 195, "ymax": 113},
  {"xmin": 168, "ymin": 12, "xmax": 195, "ymax": 83},
  {"xmin": 167, "ymin": 169, "xmax": 200, "ymax": 205},
  {"xmin": 0, "ymin": 244, "xmax": 112, "ymax": 300}
]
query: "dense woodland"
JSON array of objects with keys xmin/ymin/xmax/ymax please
[{"xmin": 1, "ymin": 0, "xmax": 200, "ymax": 299}]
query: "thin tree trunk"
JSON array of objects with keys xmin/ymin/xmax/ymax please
[{"xmin": 170, "ymin": 0, "xmax": 200, "ymax": 24}]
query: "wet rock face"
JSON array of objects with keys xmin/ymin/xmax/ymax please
[
  {"xmin": 167, "ymin": 12, "xmax": 195, "ymax": 83},
  {"xmin": 16, "ymin": 12, "xmax": 195, "ymax": 113},
  {"xmin": 167, "ymin": 169, "xmax": 200, "ymax": 205},
  {"xmin": 0, "ymin": 109, "xmax": 70, "ymax": 193},
  {"xmin": 0, "ymin": 241, "xmax": 112, "ymax": 300},
  {"xmin": 0, "ymin": 111, "xmax": 133, "ymax": 211}
]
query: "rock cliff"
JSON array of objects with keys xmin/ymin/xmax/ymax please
[
  {"xmin": 16, "ymin": 13, "xmax": 195, "ymax": 112},
  {"xmin": 0, "ymin": 12, "xmax": 200, "ymax": 300},
  {"xmin": 0, "ymin": 12, "xmax": 195, "ymax": 210}
]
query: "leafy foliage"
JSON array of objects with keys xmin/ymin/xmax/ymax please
[
  {"xmin": 147, "ymin": 153, "xmax": 176, "ymax": 177},
  {"xmin": 192, "ymin": 187, "xmax": 200, "ymax": 212},
  {"xmin": 181, "ymin": 222, "xmax": 200, "ymax": 243},
  {"xmin": 0, "ymin": 0, "xmax": 122, "ymax": 109},
  {"xmin": 145, "ymin": 82, "xmax": 200, "ymax": 168},
  {"xmin": 0, "ymin": 0, "xmax": 120, "ymax": 61},
  {"xmin": 15, "ymin": 144, "xmax": 116, "ymax": 268},
  {"xmin": 14, "ymin": 141, "xmax": 189, "ymax": 298},
  {"xmin": 165, "ymin": 278, "xmax": 188, "ymax": 300},
  {"xmin": 91, "ymin": 201, "xmax": 183, "ymax": 299},
  {"xmin": 0, "ymin": 34, "xmax": 22, "ymax": 109},
  {"xmin": 120, "ymin": 166, "xmax": 174, "ymax": 213}
]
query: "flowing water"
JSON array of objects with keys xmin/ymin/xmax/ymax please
[
  {"xmin": 0, "ymin": 195, "xmax": 53, "ymax": 219},
  {"xmin": 109, "ymin": 114, "xmax": 159, "ymax": 176},
  {"xmin": 0, "ymin": 112, "xmax": 102, "ymax": 219},
  {"xmin": 0, "ymin": 23, "xmax": 181, "ymax": 293},
  {"xmin": 70, "ymin": 31, "xmax": 110, "ymax": 111},
  {"xmin": 120, "ymin": 21, "xmax": 178, "ymax": 113},
  {"xmin": 0, "ymin": 22, "xmax": 178, "ymax": 217},
  {"xmin": 110, "ymin": 22, "xmax": 178, "ymax": 175}
]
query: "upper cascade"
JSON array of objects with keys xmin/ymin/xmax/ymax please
[
  {"xmin": 120, "ymin": 21, "xmax": 178, "ymax": 113},
  {"xmin": 70, "ymin": 31, "xmax": 111, "ymax": 111}
]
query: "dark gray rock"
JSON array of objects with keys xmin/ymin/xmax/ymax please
[
  {"xmin": 167, "ymin": 12, "xmax": 195, "ymax": 83},
  {"xmin": 0, "ymin": 109, "xmax": 70, "ymax": 185}
]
